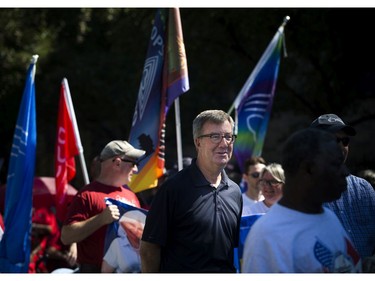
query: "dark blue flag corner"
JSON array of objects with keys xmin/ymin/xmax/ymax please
[{"xmin": 103, "ymin": 198, "xmax": 148, "ymax": 266}]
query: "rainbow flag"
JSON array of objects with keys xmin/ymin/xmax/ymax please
[
  {"xmin": 231, "ymin": 20, "xmax": 287, "ymax": 173},
  {"xmin": 129, "ymin": 8, "xmax": 189, "ymax": 193}
]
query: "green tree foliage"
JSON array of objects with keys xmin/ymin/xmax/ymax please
[{"xmin": 1, "ymin": 8, "xmax": 374, "ymax": 184}]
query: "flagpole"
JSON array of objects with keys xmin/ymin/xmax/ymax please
[
  {"xmin": 281, "ymin": 15, "xmax": 290, "ymax": 28},
  {"xmin": 228, "ymin": 15, "xmax": 290, "ymax": 117},
  {"xmin": 227, "ymin": 102, "xmax": 235, "ymax": 116},
  {"xmin": 174, "ymin": 98, "xmax": 183, "ymax": 171},
  {"xmin": 62, "ymin": 78, "xmax": 90, "ymax": 185}
]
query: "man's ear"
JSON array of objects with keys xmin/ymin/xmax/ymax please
[
  {"xmin": 194, "ymin": 138, "xmax": 200, "ymax": 148},
  {"xmin": 112, "ymin": 158, "xmax": 121, "ymax": 167}
]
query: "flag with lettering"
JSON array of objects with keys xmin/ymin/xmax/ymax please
[
  {"xmin": 0, "ymin": 55, "xmax": 38, "ymax": 273},
  {"xmin": 129, "ymin": 8, "xmax": 189, "ymax": 193},
  {"xmin": 54, "ymin": 78, "xmax": 80, "ymax": 223}
]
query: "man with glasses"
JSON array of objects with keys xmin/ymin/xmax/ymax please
[
  {"xmin": 140, "ymin": 110, "xmax": 242, "ymax": 272},
  {"xmin": 310, "ymin": 113, "xmax": 375, "ymax": 261},
  {"xmin": 61, "ymin": 140, "xmax": 145, "ymax": 272},
  {"xmin": 241, "ymin": 157, "xmax": 266, "ymax": 216}
]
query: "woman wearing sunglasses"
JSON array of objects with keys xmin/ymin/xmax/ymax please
[{"xmin": 246, "ymin": 163, "xmax": 285, "ymax": 215}]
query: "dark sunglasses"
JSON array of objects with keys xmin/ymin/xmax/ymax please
[
  {"xmin": 337, "ymin": 137, "xmax": 350, "ymax": 147},
  {"xmin": 249, "ymin": 172, "xmax": 260, "ymax": 179},
  {"xmin": 259, "ymin": 179, "xmax": 284, "ymax": 187},
  {"xmin": 113, "ymin": 158, "xmax": 138, "ymax": 166}
]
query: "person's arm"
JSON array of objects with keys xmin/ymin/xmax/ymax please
[
  {"xmin": 61, "ymin": 205, "xmax": 120, "ymax": 245},
  {"xmin": 101, "ymin": 260, "xmax": 115, "ymax": 273},
  {"xmin": 140, "ymin": 240, "xmax": 161, "ymax": 272},
  {"xmin": 45, "ymin": 245, "xmax": 78, "ymax": 268},
  {"xmin": 65, "ymin": 243, "xmax": 78, "ymax": 267}
]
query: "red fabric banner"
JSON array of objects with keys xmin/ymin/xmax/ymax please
[{"xmin": 54, "ymin": 82, "xmax": 79, "ymax": 222}]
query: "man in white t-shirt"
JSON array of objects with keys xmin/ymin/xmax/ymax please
[{"xmin": 242, "ymin": 128, "xmax": 362, "ymax": 273}]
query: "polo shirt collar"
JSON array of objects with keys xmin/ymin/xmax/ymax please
[{"xmin": 189, "ymin": 158, "xmax": 230, "ymax": 188}]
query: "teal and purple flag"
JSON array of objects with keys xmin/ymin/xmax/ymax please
[
  {"xmin": 0, "ymin": 55, "xmax": 38, "ymax": 273},
  {"xmin": 129, "ymin": 8, "xmax": 189, "ymax": 193},
  {"xmin": 230, "ymin": 20, "xmax": 287, "ymax": 173}
]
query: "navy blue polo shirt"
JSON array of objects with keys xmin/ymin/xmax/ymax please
[{"xmin": 142, "ymin": 158, "xmax": 243, "ymax": 272}]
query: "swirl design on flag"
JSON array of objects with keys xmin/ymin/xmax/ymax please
[
  {"xmin": 243, "ymin": 92, "xmax": 272, "ymax": 142},
  {"xmin": 137, "ymin": 56, "xmax": 159, "ymax": 121}
]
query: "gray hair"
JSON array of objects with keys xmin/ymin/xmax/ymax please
[
  {"xmin": 261, "ymin": 163, "xmax": 285, "ymax": 183},
  {"xmin": 192, "ymin": 110, "xmax": 235, "ymax": 139}
]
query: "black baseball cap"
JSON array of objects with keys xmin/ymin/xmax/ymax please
[{"xmin": 310, "ymin": 114, "xmax": 356, "ymax": 136}]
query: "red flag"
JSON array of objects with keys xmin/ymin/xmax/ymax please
[{"xmin": 55, "ymin": 80, "xmax": 79, "ymax": 222}]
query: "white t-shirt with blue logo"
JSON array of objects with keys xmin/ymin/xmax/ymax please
[{"xmin": 242, "ymin": 203, "xmax": 362, "ymax": 273}]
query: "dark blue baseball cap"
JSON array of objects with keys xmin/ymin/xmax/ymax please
[{"xmin": 310, "ymin": 114, "xmax": 356, "ymax": 136}]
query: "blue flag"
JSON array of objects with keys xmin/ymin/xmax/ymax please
[
  {"xmin": 128, "ymin": 8, "xmax": 189, "ymax": 193},
  {"xmin": 234, "ymin": 214, "xmax": 263, "ymax": 273},
  {"xmin": 229, "ymin": 18, "xmax": 289, "ymax": 173},
  {"xmin": 103, "ymin": 198, "xmax": 148, "ymax": 272},
  {"xmin": 0, "ymin": 55, "xmax": 38, "ymax": 273}
]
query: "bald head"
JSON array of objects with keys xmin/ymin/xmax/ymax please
[
  {"xmin": 280, "ymin": 128, "xmax": 348, "ymax": 212},
  {"xmin": 282, "ymin": 128, "xmax": 342, "ymax": 177}
]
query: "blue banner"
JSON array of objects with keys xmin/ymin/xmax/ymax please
[
  {"xmin": 103, "ymin": 198, "xmax": 148, "ymax": 273},
  {"xmin": 128, "ymin": 8, "xmax": 189, "ymax": 193},
  {"xmin": 128, "ymin": 9, "xmax": 167, "ymax": 192},
  {"xmin": 0, "ymin": 55, "xmax": 38, "ymax": 273},
  {"xmin": 231, "ymin": 24, "xmax": 285, "ymax": 173},
  {"xmin": 234, "ymin": 214, "xmax": 263, "ymax": 273}
]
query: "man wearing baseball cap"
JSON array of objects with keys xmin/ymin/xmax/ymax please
[
  {"xmin": 61, "ymin": 140, "xmax": 145, "ymax": 272},
  {"xmin": 310, "ymin": 114, "xmax": 375, "ymax": 261},
  {"xmin": 310, "ymin": 114, "xmax": 356, "ymax": 163}
]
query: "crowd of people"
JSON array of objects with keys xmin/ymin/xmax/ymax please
[{"xmin": 1, "ymin": 110, "xmax": 374, "ymax": 273}]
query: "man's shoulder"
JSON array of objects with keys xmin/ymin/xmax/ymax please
[
  {"xmin": 347, "ymin": 174, "xmax": 372, "ymax": 187},
  {"xmin": 163, "ymin": 165, "xmax": 196, "ymax": 187},
  {"xmin": 346, "ymin": 174, "xmax": 375, "ymax": 195},
  {"xmin": 77, "ymin": 181, "xmax": 100, "ymax": 193}
]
